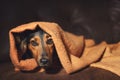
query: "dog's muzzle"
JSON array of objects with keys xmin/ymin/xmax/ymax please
[
  {"xmin": 38, "ymin": 57, "xmax": 50, "ymax": 67},
  {"xmin": 38, "ymin": 48, "xmax": 51, "ymax": 67},
  {"xmin": 40, "ymin": 58, "xmax": 49, "ymax": 65}
]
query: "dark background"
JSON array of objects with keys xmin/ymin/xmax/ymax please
[
  {"xmin": 0, "ymin": 0, "xmax": 120, "ymax": 80},
  {"xmin": 0, "ymin": 0, "xmax": 120, "ymax": 65}
]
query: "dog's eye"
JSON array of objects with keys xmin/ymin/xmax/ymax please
[
  {"xmin": 46, "ymin": 38, "xmax": 53, "ymax": 44},
  {"xmin": 31, "ymin": 40, "xmax": 38, "ymax": 46}
]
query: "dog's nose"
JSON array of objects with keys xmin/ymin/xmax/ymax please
[{"xmin": 40, "ymin": 58, "xmax": 48, "ymax": 64}]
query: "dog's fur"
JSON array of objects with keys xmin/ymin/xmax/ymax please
[{"xmin": 13, "ymin": 25, "xmax": 62, "ymax": 72}]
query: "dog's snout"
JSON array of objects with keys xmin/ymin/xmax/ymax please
[{"xmin": 40, "ymin": 58, "xmax": 48, "ymax": 65}]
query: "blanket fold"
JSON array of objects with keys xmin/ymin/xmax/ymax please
[{"xmin": 9, "ymin": 22, "xmax": 120, "ymax": 76}]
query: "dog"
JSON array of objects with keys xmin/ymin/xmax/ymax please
[{"xmin": 14, "ymin": 25, "xmax": 56, "ymax": 69}]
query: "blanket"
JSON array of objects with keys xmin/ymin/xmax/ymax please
[{"xmin": 9, "ymin": 22, "xmax": 120, "ymax": 76}]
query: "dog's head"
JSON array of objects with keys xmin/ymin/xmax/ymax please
[
  {"xmin": 14, "ymin": 25, "xmax": 55, "ymax": 68},
  {"xmin": 28, "ymin": 29, "xmax": 54, "ymax": 68}
]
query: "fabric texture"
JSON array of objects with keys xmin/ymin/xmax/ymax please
[{"xmin": 9, "ymin": 22, "xmax": 120, "ymax": 76}]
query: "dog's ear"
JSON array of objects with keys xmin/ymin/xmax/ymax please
[
  {"xmin": 13, "ymin": 32, "xmax": 27, "ymax": 54},
  {"xmin": 20, "ymin": 39, "xmax": 27, "ymax": 54},
  {"xmin": 13, "ymin": 33, "xmax": 21, "ymax": 44},
  {"xmin": 35, "ymin": 24, "xmax": 43, "ymax": 33},
  {"xmin": 13, "ymin": 33, "xmax": 22, "ymax": 50}
]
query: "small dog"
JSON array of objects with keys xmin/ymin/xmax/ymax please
[{"xmin": 14, "ymin": 25, "xmax": 56, "ymax": 69}]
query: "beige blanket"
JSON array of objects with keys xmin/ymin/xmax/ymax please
[{"xmin": 9, "ymin": 22, "xmax": 120, "ymax": 76}]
